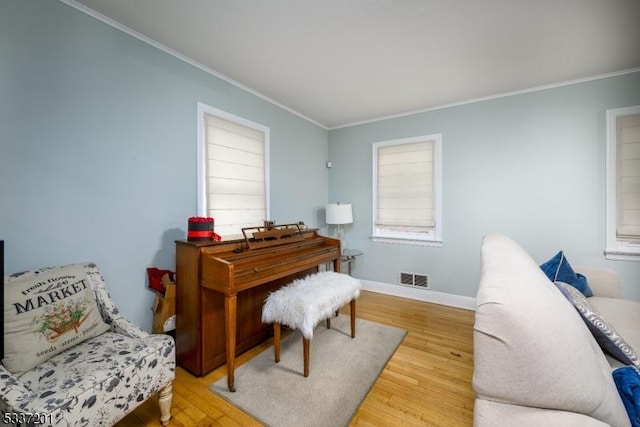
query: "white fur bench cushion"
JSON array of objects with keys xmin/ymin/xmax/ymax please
[{"xmin": 262, "ymin": 272, "xmax": 362, "ymax": 339}]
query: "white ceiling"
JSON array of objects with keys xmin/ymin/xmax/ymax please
[{"xmin": 68, "ymin": 0, "xmax": 640, "ymax": 129}]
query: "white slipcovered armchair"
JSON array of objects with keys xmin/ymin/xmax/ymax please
[{"xmin": 1, "ymin": 262, "xmax": 175, "ymax": 426}]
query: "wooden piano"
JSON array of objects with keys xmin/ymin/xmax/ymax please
[{"xmin": 175, "ymin": 227, "xmax": 340, "ymax": 391}]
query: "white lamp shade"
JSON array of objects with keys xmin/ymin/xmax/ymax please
[{"xmin": 326, "ymin": 203, "xmax": 353, "ymax": 225}]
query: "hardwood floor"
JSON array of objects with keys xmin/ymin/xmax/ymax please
[{"xmin": 117, "ymin": 291, "xmax": 476, "ymax": 426}]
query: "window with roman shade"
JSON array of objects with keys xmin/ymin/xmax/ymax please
[
  {"xmin": 197, "ymin": 103, "xmax": 269, "ymax": 237},
  {"xmin": 372, "ymin": 134, "xmax": 442, "ymax": 245},
  {"xmin": 606, "ymin": 105, "xmax": 640, "ymax": 260}
]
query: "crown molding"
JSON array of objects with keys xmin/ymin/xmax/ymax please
[
  {"xmin": 57, "ymin": 0, "xmax": 328, "ymax": 130},
  {"xmin": 330, "ymin": 67, "xmax": 640, "ymax": 130},
  {"xmin": 55, "ymin": 1, "xmax": 640, "ymax": 133}
]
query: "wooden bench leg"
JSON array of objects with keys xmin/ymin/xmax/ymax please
[
  {"xmin": 350, "ymin": 299, "xmax": 356, "ymax": 338},
  {"xmin": 274, "ymin": 323, "xmax": 281, "ymax": 363},
  {"xmin": 326, "ymin": 317, "xmax": 331, "ymax": 329},
  {"xmin": 303, "ymin": 337, "xmax": 310, "ymax": 377}
]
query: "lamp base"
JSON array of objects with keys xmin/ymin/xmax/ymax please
[{"xmin": 336, "ymin": 224, "xmax": 344, "ymax": 254}]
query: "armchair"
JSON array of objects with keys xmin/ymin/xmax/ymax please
[{"xmin": 1, "ymin": 262, "xmax": 175, "ymax": 426}]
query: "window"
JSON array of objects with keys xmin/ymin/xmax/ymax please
[
  {"xmin": 197, "ymin": 103, "xmax": 270, "ymax": 237},
  {"xmin": 606, "ymin": 105, "xmax": 640, "ymax": 261},
  {"xmin": 372, "ymin": 134, "xmax": 442, "ymax": 245}
]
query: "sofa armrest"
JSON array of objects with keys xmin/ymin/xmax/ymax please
[
  {"xmin": 0, "ymin": 363, "xmax": 36, "ymax": 412},
  {"xmin": 575, "ymin": 267, "xmax": 623, "ymax": 299},
  {"xmin": 109, "ymin": 314, "xmax": 149, "ymax": 339},
  {"xmin": 86, "ymin": 267, "xmax": 149, "ymax": 338}
]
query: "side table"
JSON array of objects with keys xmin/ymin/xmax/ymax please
[{"xmin": 341, "ymin": 249, "xmax": 363, "ymax": 275}]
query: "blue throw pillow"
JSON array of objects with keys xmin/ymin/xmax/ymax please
[
  {"xmin": 540, "ymin": 251, "xmax": 593, "ymax": 297},
  {"xmin": 612, "ymin": 366, "xmax": 640, "ymax": 427}
]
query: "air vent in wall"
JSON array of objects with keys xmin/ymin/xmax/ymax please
[{"xmin": 399, "ymin": 272, "xmax": 429, "ymax": 288}]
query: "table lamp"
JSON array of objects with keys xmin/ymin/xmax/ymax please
[{"xmin": 326, "ymin": 203, "xmax": 353, "ymax": 251}]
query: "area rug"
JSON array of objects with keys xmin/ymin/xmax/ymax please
[{"xmin": 209, "ymin": 315, "xmax": 407, "ymax": 427}]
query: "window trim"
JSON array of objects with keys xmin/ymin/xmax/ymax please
[
  {"xmin": 371, "ymin": 134, "xmax": 442, "ymax": 246},
  {"xmin": 605, "ymin": 105, "xmax": 640, "ymax": 261},
  {"xmin": 196, "ymin": 102, "xmax": 270, "ymax": 227}
]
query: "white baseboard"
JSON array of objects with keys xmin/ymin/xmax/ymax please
[{"xmin": 361, "ymin": 279, "xmax": 476, "ymax": 311}]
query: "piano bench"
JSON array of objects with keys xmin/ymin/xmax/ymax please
[{"xmin": 262, "ymin": 271, "xmax": 362, "ymax": 377}]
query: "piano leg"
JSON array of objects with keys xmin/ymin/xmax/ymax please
[{"xmin": 224, "ymin": 294, "xmax": 237, "ymax": 392}]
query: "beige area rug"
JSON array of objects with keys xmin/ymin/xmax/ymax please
[{"xmin": 209, "ymin": 315, "xmax": 407, "ymax": 427}]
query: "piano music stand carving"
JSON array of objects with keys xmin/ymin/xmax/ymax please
[{"xmin": 242, "ymin": 223, "xmax": 304, "ymax": 250}]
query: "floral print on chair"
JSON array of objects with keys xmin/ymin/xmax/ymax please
[{"xmin": 1, "ymin": 263, "xmax": 175, "ymax": 426}]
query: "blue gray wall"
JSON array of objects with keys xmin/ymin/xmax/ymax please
[
  {"xmin": 328, "ymin": 72, "xmax": 640, "ymax": 301},
  {"xmin": 0, "ymin": 0, "xmax": 329, "ymax": 329},
  {"xmin": 2, "ymin": 0, "xmax": 639, "ymax": 334}
]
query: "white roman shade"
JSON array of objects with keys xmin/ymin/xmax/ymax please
[
  {"xmin": 376, "ymin": 140, "xmax": 435, "ymax": 234},
  {"xmin": 616, "ymin": 112, "xmax": 640, "ymax": 241},
  {"xmin": 204, "ymin": 113, "xmax": 267, "ymax": 237}
]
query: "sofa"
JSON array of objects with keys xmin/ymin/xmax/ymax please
[{"xmin": 473, "ymin": 233, "xmax": 640, "ymax": 427}]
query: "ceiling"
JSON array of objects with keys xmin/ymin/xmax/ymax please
[{"xmin": 69, "ymin": 0, "xmax": 640, "ymax": 129}]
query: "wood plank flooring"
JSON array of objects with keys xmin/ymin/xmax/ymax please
[{"xmin": 116, "ymin": 290, "xmax": 476, "ymax": 426}]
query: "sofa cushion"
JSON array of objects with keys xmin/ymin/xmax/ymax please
[
  {"xmin": 589, "ymin": 297, "xmax": 640, "ymax": 331},
  {"xmin": 3, "ymin": 263, "xmax": 111, "ymax": 375},
  {"xmin": 474, "ymin": 399, "xmax": 612, "ymax": 427},
  {"xmin": 556, "ymin": 282, "xmax": 640, "ymax": 368},
  {"xmin": 540, "ymin": 251, "xmax": 593, "ymax": 297},
  {"xmin": 17, "ymin": 331, "xmax": 175, "ymax": 416},
  {"xmin": 474, "ymin": 234, "xmax": 630, "ymax": 427},
  {"xmin": 575, "ymin": 267, "xmax": 623, "ymax": 298}
]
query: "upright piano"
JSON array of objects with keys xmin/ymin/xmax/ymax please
[{"xmin": 175, "ymin": 228, "xmax": 340, "ymax": 391}]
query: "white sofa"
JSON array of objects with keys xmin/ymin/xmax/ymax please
[{"xmin": 473, "ymin": 233, "xmax": 640, "ymax": 427}]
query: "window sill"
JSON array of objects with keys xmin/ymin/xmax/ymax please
[
  {"xmin": 604, "ymin": 248, "xmax": 640, "ymax": 262},
  {"xmin": 371, "ymin": 235, "xmax": 443, "ymax": 247}
]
